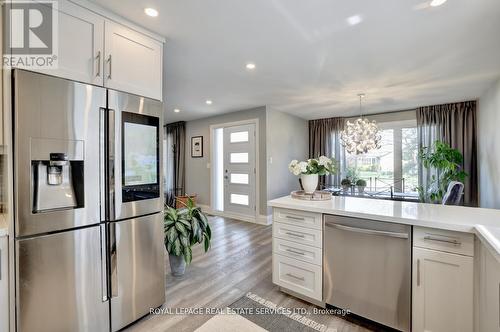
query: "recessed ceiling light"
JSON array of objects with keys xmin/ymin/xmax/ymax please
[
  {"xmin": 144, "ymin": 8, "xmax": 158, "ymax": 17},
  {"xmin": 206, "ymin": 100, "xmax": 213, "ymax": 105},
  {"xmin": 346, "ymin": 15, "xmax": 363, "ymax": 26},
  {"xmin": 174, "ymin": 108, "xmax": 180, "ymax": 113},
  {"xmin": 246, "ymin": 63, "xmax": 256, "ymax": 70},
  {"xmin": 430, "ymin": 0, "xmax": 447, "ymax": 7}
]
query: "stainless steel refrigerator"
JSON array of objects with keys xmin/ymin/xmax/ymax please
[{"xmin": 13, "ymin": 69, "xmax": 165, "ymax": 332}]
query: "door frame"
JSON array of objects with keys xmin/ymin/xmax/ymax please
[{"xmin": 209, "ymin": 118, "xmax": 260, "ymax": 222}]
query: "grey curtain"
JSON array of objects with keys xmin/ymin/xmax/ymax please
[
  {"xmin": 309, "ymin": 117, "xmax": 345, "ymax": 189},
  {"xmin": 164, "ymin": 121, "xmax": 186, "ymax": 207},
  {"xmin": 417, "ymin": 101, "xmax": 478, "ymax": 206}
]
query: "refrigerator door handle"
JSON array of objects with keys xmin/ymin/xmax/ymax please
[
  {"xmin": 110, "ymin": 222, "xmax": 118, "ymax": 298},
  {"xmin": 100, "ymin": 225, "xmax": 109, "ymax": 302},
  {"xmin": 108, "ymin": 108, "xmax": 116, "ymax": 221}
]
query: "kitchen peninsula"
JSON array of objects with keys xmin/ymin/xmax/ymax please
[{"xmin": 269, "ymin": 195, "xmax": 500, "ymax": 332}]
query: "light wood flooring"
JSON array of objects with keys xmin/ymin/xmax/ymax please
[{"xmin": 126, "ymin": 216, "xmax": 372, "ymax": 332}]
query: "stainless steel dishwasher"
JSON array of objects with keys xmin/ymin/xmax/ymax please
[{"xmin": 324, "ymin": 215, "xmax": 411, "ymax": 332}]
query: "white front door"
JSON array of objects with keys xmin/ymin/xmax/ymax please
[{"xmin": 223, "ymin": 124, "xmax": 256, "ymax": 217}]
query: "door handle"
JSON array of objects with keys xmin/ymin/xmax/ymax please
[
  {"xmin": 100, "ymin": 225, "xmax": 108, "ymax": 302},
  {"xmin": 285, "ymin": 273, "xmax": 305, "ymax": 281},
  {"xmin": 107, "ymin": 109, "xmax": 116, "ymax": 221},
  {"xmin": 325, "ymin": 222, "xmax": 409, "ymax": 239},
  {"xmin": 107, "ymin": 54, "xmax": 112, "ymax": 79},
  {"xmin": 285, "ymin": 232, "xmax": 305, "ymax": 238},
  {"xmin": 285, "ymin": 216, "xmax": 305, "ymax": 221},
  {"xmin": 417, "ymin": 259, "xmax": 421, "ymax": 286},
  {"xmin": 285, "ymin": 248, "xmax": 305, "ymax": 256},
  {"xmin": 110, "ymin": 223, "xmax": 118, "ymax": 298},
  {"xmin": 423, "ymin": 235, "xmax": 461, "ymax": 246},
  {"xmin": 0, "ymin": 248, "xmax": 2, "ymax": 281},
  {"xmin": 95, "ymin": 51, "xmax": 101, "ymax": 77}
]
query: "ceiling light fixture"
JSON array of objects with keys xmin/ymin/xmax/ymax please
[
  {"xmin": 246, "ymin": 63, "xmax": 256, "ymax": 70},
  {"xmin": 144, "ymin": 8, "xmax": 159, "ymax": 17},
  {"xmin": 174, "ymin": 108, "xmax": 180, "ymax": 113},
  {"xmin": 346, "ymin": 15, "xmax": 363, "ymax": 26},
  {"xmin": 430, "ymin": 0, "xmax": 447, "ymax": 7},
  {"xmin": 206, "ymin": 100, "xmax": 213, "ymax": 105},
  {"xmin": 340, "ymin": 94, "xmax": 382, "ymax": 155}
]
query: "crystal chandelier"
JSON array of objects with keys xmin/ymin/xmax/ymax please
[{"xmin": 341, "ymin": 94, "xmax": 382, "ymax": 155}]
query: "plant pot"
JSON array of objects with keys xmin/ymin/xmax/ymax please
[
  {"xmin": 169, "ymin": 254, "xmax": 186, "ymax": 277},
  {"xmin": 357, "ymin": 186, "xmax": 365, "ymax": 194},
  {"xmin": 342, "ymin": 185, "xmax": 350, "ymax": 193},
  {"xmin": 301, "ymin": 174, "xmax": 319, "ymax": 194}
]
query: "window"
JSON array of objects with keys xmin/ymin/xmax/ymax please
[
  {"xmin": 230, "ymin": 152, "xmax": 249, "ymax": 163},
  {"xmin": 343, "ymin": 117, "xmax": 418, "ymax": 195},
  {"xmin": 230, "ymin": 131, "xmax": 249, "ymax": 143}
]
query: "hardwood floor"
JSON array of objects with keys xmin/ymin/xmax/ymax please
[{"xmin": 126, "ymin": 216, "xmax": 371, "ymax": 332}]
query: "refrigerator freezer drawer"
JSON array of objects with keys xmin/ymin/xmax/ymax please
[
  {"xmin": 16, "ymin": 226, "xmax": 109, "ymax": 332},
  {"xmin": 111, "ymin": 213, "xmax": 166, "ymax": 331}
]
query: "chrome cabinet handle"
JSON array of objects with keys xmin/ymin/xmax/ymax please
[
  {"xmin": 286, "ymin": 248, "xmax": 305, "ymax": 256},
  {"xmin": 286, "ymin": 215, "xmax": 305, "ymax": 221},
  {"xmin": 285, "ymin": 273, "xmax": 305, "ymax": 281},
  {"xmin": 326, "ymin": 222, "xmax": 409, "ymax": 239},
  {"xmin": 0, "ymin": 248, "xmax": 2, "ymax": 281},
  {"xmin": 498, "ymin": 283, "xmax": 500, "ymax": 328},
  {"xmin": 285, "ymin": 232, "xmax": 305, "ymax": 238},
  {"xmin": 417, "ymin": 259, "xmax": 421, "ymax": 286},
  {"xmin": 423, "ymin": 235, "xmax": 461, "ymax": 246},
  {"xmin": 107, "ymin": 54, "xmax": 112, "ymax": 79},
  {"xmin": 95, "ymin": 51, "xmax": 101, "ymax": 77}
]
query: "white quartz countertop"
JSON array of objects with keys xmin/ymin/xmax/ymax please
[
  {"xmin": 269, "ymin": 195, "xmax": 500, "ymax": 256},
  {"xmin": 0, "ymin": 214, "xmax": 8, "ymax": 237}
]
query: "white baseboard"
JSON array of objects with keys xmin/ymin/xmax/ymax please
[{"xmin": 198, "ymin": 204, "xmax": 272, "ymax": 225}]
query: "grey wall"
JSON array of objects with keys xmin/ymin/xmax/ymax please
[
  {"xmin": 478, "ymin": 78, "xmax": 500, "ymax": 209},
  {"xmin": 266, "ymin": 109, "xmax": 308, "ymax": 213},
  {"xmin": 184, "ymin": 106, "xmax": 268, "ymax": 215}
]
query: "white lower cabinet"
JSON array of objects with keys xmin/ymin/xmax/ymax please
[
  {"xmin": 0, "ymin": 236, "xmax": 8, "ymax": 332},
  {"xmin": 478, "ymin": 242, "xmax": 500, "ymax": 332},
  {"xmin": 412, "ymin": 246, "xmax": 473, "ymax": 332}
]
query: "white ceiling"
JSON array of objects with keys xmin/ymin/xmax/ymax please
[{"xmin": 91, "ymin": 0, "xmax": 500, "ymax": 122}]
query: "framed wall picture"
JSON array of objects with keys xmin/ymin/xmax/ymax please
[{"xmin": 191, "ymin": 136, "xmax": 203, "ymax": 158}]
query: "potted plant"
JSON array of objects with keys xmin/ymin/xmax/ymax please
[
  {"xmin": 341, "ymin": 178, "xmax": 352, "ymax": 193},
  {"xmin": 289, "ymin": 156, "xmax": 337, "ymax": 194},
  {"xmin": 164, "ymin": 198, "xmax": 212, "ymax": 277},
  {"xmin": 356, "ymin": 179, "xmax": 367, "ymax": 194},
  {"xmin": 418, "ymin": 141, "xmax": 468, "ymax": 203}
]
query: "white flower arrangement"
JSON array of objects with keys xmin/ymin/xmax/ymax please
[{"xmin": 288, "ymin": 156, "xmax": 337, "ymax": 176}]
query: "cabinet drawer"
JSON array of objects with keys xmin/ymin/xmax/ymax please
[
  {"xmin": 273, "ymin": 222, "xmax": 322, "ymax": 248},
  {"xmin": 273, "ymin": 238, "xmax": 322, "ymax": 266},
  {"xmin": 414, "ymin": 227, "xmax": 474, "ymax": 256},
  {"xmin": 272, "ymin": 254, "xmax": 322, "ymax": 301},
  {"xmin": 273, "ymin": 208, "xmax": 322, "ymax": 230}
]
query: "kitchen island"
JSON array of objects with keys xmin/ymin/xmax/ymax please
[{"xmin": 268, "ymin": 195, "xmax": 500, "ymax": 332}]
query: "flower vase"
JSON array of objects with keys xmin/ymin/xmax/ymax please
[{"xmin": 301, "ymin": 174, "xmax": 319, "ymax": 194}]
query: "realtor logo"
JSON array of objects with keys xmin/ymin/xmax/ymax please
[{"xmin": 3, "ymin": 0, "xmax": 58, "ymax": 69}]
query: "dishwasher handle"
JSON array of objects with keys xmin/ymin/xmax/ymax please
[{"xmin": 325, "ymin": 222, "xmax": 409, "ymax": 239}]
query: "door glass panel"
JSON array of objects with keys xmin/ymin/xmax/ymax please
[
  {"xmin": 230, "ymin": 131, "xmax": 249, "ymax": 143},
  {"xmin": 230, "ymin": 173, "xmax": 249, "ymax": 184},
  {"xmin": 230, "ymin": 194, "xmax": 249, "ymax": 206},
  {"xmin": 230, "ymin": 153, "xmax": 249, "ymax": 163}
]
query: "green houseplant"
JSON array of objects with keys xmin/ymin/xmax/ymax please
[
  {"xmin": 288, "ymin": 156, "xmax": 337, "ymax": 194},
  {"xmin": 418, "ymin": 141, "xmax": 468, "ymax": 203},
  {"xmin": 356, "ymin": 179, "xmax": 367, "ymax": 194},
  {"xmin": 164, "ymin": 198, "xmax": 211, "ymax": 276},
  {"xmin": 341, "ymin": 178, "xmax": 352, "ymax": 192}
]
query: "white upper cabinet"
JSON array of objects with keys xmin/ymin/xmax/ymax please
[{"xmin": 104, "ymin": 21, "xmax": 163, "ymax": 100}]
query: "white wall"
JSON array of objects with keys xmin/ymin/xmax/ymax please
[
  {"xmin": 478, "ymin": 78, "xmax": 500, "ymax": 209},
  {"xmin": 184, "ymin": 106, "xmax": 267, "ymax": 215},
  {"xmin": 266, "ymin": 109, "xmax": 308, "ymax": 213}
]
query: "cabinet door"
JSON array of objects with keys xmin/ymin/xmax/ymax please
[
  {"xmin": 0, "ymin": 236, "xmax": 9, "ymax": 332},
  {"xmin": 481, "ymin": 246, "xmax": 500, "ymax": 332},
  {"xmin": 412, "ymin": 247, "xmax": 473, "ymax": 332},
  {"xmin": 104, "ymin": 21, "xmax": 163, "ymax": 100},
  {"xmin": 22, "ymin": 1, "xmax": 104, "ymax": 85}
]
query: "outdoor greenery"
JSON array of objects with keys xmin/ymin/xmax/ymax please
[
  {"xmin": 418, "ymin": 141, "xmax": 468, "ymax": 203},
  {"xmin": 164, "ymin": 198, "xmax": 212, "ymax": 264}
]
